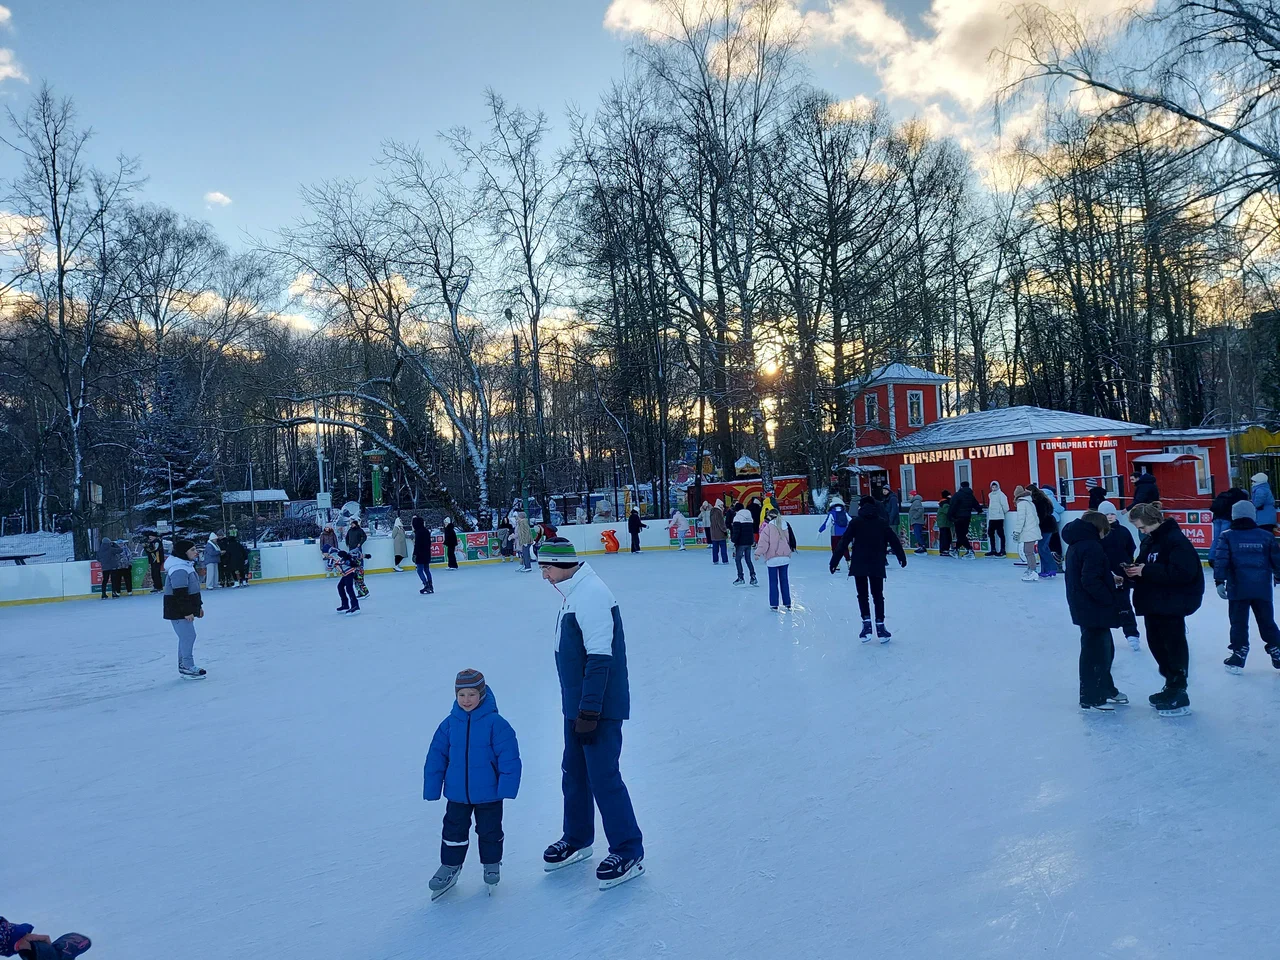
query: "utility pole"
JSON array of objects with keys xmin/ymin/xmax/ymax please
[
  {"xmin": 167, "ymin": 461, "xmax": 175, "ymax": 533},
  {"xmin": 249, "ymin": 461, "xmax": 257, "ymax": 548}
]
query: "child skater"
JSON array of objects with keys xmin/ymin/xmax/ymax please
[
  {"xmin": 422, "ymin": 669, "xmax": 521, "ymax": 899},
  {"xmin": 334, "ymin": 549, "xmax": 361, "ymax": 615}
]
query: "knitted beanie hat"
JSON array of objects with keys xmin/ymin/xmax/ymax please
[
  {"xmin": 1233, "ymin": 499, "xmax": 1258, "ymax": 521},
  {"xmin": 455, "ymin": 669, "xmax": 486, "ymax": 698},
  {"xmin": 537, "ymin": 536, "xmax": 580, "ymax": 568},
  {"xmin": 171, "ymin": 538, "xmax": 195, "ymax": 558},
  {"xmin": 1096, "ymin": 500, "xmax": 1119, "ymax": 517}
]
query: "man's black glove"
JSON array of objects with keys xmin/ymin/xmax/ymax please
[{"xmin": 574, "ymin": 710, "xmax": 600, "ymax": 744}]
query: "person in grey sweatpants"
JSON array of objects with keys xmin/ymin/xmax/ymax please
[{"xmin": 163, "ymin": 538, "xmax": 207, "ymax": 679}]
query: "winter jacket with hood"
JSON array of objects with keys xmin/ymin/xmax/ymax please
[
  {"xmin": 392, "ymin": 522, "xmax": 408, "ymax": 558},
  {"xmin": 881, "ymin": 490, "xmax": 900, "ymax": 526},
  {"xmin": 1088, "ymin": 486, "xmax": 1107, "ymax": 509},
  {"xmin": 411, "ymin": 516, "xmax": 432, "ymax": 565},
  {"xmin": 1252, "ymin": 476, "xmax": 1277, "ymax": 527},
  {"xmin": 834, "ymin": 498, "xmax": 907, "ymax": 578},
  {"xmin": 986, "ymin": 484, "xmax": 1009, "ymax": 521},
  {"xmin": 1212, "ymin": 517, "xmax": 1280, "ymax": 601},
  {"xmin": 1063, "ymin": 518, "xmax": 1121, "ymax": 629},
  {"xmin": 514, "ymin": 511, "xmax": 533, "ymax": 546},
  {"xmin": 936, "ymin": 494, "xmax": 951, "ymax": 528},
  {"xmin": 907, "ymin": 495, "xmax": 926, "ymax": 526},
  {"xmin": 949, "ymin": 485, "xmax": 979, "ymax": 521},
  {"xmin": 730, "ymin": 508, "xmax": 756, "ymax": 547},
  {"xmin": 162, "ymin": 555, "xmax": 203, "ymax": 620},
  {"xmin": 202, "ymin": 537, "xmax": 222, "ymax": 566},
  {"xmin": 444, "ymin": 521, "xmax": 459, "ymax": 549},
  {"xmin": 1132, "ymin": 472, "xmax": 1160, "ymax": 505},
  {"xmin": 1101, "ymin": 522, "xmax": 1137, "ymax": 574},
  {"xmin": 709, "ymin": 504, "xmax": 729, "ymax": 541},
  {"xmin": 755, "ymin": 518, "xmax": 794, "ymax": 565},
  {"xmin": 1130, "ymin": 517, "xmax": 1205, "ymax": 618},
  {"xmin": 1012, "ymin": 492, "xmax": 1042, "ymax": 544},
  {"xmin": 95, "ymin": 539, "xmax": 121, "ymax": 571},
  {"xmin": 319, "ymin": 529, "xmax": 339, "ymax": 553},
  {"xmin": 553, "ymin": 562, "xmax": 630, "ymax": 720},
  {"xmin": 345, "ymin": 523, "xmax": 367, "ymax": 551},
  {"xmin": 671, "ymin": 511, "xmax": 691, "ymax": 536},
  {"xmin": 422, "ymin": 688, "xmax": 522, "ymax": 805},
  {"xmin": 820, "ymin": 501, "xmax": 852, "ymax": 536}
]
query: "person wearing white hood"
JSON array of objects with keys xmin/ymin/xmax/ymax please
[
  {"xmin": 670, "ymin": 509, "xmax": 691, "ymax": 550},
  {"xmin": 985, "ymin": 482, "xmax": 1010, "ymax": 557},
  {"xmin": 163, "ymin": 538, "xmax": 206, "ymax": 679},
  {"xmin": 202, "ymin": 533, "xmax": 222, "ymax": 589}
]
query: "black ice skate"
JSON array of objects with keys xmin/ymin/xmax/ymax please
[
  {"xmin": 876, "ymin": 621, "xmax": 891, "ymax": 643},
  {"xmin": 1156, "ymin": 689, "xmax": 1191, "ymax": 717},
  {"xmin": 597, "ymin": 854, "xmax": 644, "ymax": 890},
  {"xmin": 1269, "ymin": 645, "xmax": 1280, "ymax": 670},
  {"xmin": 543, "ymin": 840, "xmax": 593, "ymax": 872},
  {"xmin": 1225, "ymin": 651, "xmax": 1247, "ymax": 674},
  {"xmin": 732, "ymin": 576, "xmax": 745, "ymax": 585},
  {"xmin": 749, "ymin": 576, "xmax": 759, "ymax": 587},
  {"xmin": 859, "ymin": 619, "xmax": 873, "ymax": 642}
]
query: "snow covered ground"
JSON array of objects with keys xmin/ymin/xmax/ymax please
[
  {"xmin": 0, "ymin": 530, "xmax": 74, "ymax": 563},
  {"xmin": 3, "ymin": 550, "xmax": 1278, "ymax": 958}
]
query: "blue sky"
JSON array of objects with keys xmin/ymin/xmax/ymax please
[{"xmin": 0, "ymin": 0, "xmax": 980, "ymax": 246}]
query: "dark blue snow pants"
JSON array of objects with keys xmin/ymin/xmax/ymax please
[{"xmin": 561, "ymin": 718, "xmax": 643, "ymax": 860}]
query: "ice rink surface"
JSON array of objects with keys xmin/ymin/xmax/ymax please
[{"xmin": 4, "ymin": 548, "xmax": 1279, "ymax": 959}]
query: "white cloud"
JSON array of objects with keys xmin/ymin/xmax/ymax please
[
  {"xmin": 203, "ymin": 191, "xmax": 232, "ymax": 207},
  {"xmin": 0, "ymin": 6, "xmax": 12, "ymax": 28},
  {"xmin": 0, "ymin": 48, "xmax": 25, "ymax": 83},
  {"xmin": 603, "ymin": 0, "xmax": 671, "ymax": 36}
]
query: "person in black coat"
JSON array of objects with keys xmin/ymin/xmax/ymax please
[
  {"xmin": 1096, "ymin": 500, "xmax": 1140, "ymax": 647},
  {"xmin": 729, "ymin": 503, "xmax": 757, "ymax": 584},
  {"xmin": 747, "ymin": 497, "xmax": 763, "ymax": 537},
  {"xmin": 1210, "ymin": 486, "xmax": 1250, "ymax": 560},
  {"xmin": 949, "ymin": 482, "xmax": 980, "ymax": 558},
  {"xmin": 1124, "ymin": 502, "xmax": 1205, "ymax": 714},
  {"xmin": 1063, "ymin": 513, "xmax": 1123, "ymax": 710},
  {"xmin": 1087, "ymin": 484, "xmax": 1107, "ymax": 510},
  {"xmin": 832, "ymin": 497, "xmax": 907, "ymax": 640},
  {"xmin": 143, "ymin": 533, "xmax": 165, "ymax": 593},
  {"xmin": 627, "ymin": 509, "xmax": 646, "ymax": 553},
  {"xmin": 1130, "ymin": 471, "xmax": 1160, "ymax": 506},
  {"xmin": 443, "ymin": 517, "xmax": 460, "ymax": 569},
  {"xmin": 411, "ymin": 515, "xmax": 434, "ymax": 594},
  {"xmin": 220, "ymin": 534, "xmax": 249, "ymax": 587},
  {"xmin": 345, "ymin": 519, "xmax": 367, "ymax": 552}
]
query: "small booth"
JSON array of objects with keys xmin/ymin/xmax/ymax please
[{"xmin": 838, "ymin": 364, "xmax": 1230, "ymax": 551}]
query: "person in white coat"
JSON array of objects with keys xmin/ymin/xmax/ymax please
[
  {"xmin": 985, "ymin": 482, "xmax": 1010, "ymax": 557},
  {"xmin": 391, "ymin": 517, "xmax": 408, "ymax": 571},
  {"xmin": 670, "ymin": 509, "xmax": 691, "ymax": 550},
  {"xmin": 202, "ymin": 533, "xmax": 221, "ymax": 589},
  {"xmin": 1011, "ymin": 485, "xmax": 1042, "ymax": 582}
]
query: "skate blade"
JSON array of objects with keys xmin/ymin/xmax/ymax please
[
  {"xmin": 1226, "ymin": 665, "xmax": 1244, "ymax": 675},
  {"xmin": 879, "ymin": 636, "xmax": 891, "ymax": 644},
  {"xmin": 179, "ymin": 673, "xmax": 207, "ymax": 681},
  {"xmin": 544, "ymin": 846, "xmax": 593, "ymax": 872},
  {"xmin": 430, "ymin": 878, "xmax": 459, "ymax": 901},
  {"xmin": 599, "ymin": 862, "xmax": 645, "ymax": 890},
  {"xmin": 860, "ymin": 636, "xmax": 873, "ymax": 643},
  {"xmin": 1157, "ymin": 706, "xmax": 1191, "ymax": 718}
]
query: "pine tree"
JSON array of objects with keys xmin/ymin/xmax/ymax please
[{"xmin": 135, "ymin": 365, "xmax": 219, "ymax": 533}]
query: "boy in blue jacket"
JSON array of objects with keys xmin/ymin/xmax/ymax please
[
  {"xmin": 1213, "ymin": 500, "xmax": 1280, "ymax": 673},
  {"xmin": 422, "ymin": 669, "xmax": 521, "ymax": 898}
]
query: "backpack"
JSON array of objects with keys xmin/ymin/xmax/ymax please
[{"xmin": 787, "ymin": 523, "xmax": 797, "ymax": 551}]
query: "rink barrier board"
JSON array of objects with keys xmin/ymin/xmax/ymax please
[{"xmin": 0, "ymin": 513, "xmax": 1208, "ymax": 607}]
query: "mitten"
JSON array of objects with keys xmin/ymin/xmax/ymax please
[
  {"xmin": 574, "ymin": 710, "xmax": 600, "ymax": 744},
  {"xmin": 1216, "ymin": 582, "xmax": 1228, "ymax": 600}
]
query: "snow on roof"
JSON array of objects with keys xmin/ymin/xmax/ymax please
[
  {"xmin": 840, "ymin": 362, "xmax": 951, "ymax": 390},
  {"xmin": 843, "ymin": 406, "xmax": 1148, "ymax": 456},
  {"xmin": 1141, "ymin": 427, "xmax": 1231, "ymax": 439}
]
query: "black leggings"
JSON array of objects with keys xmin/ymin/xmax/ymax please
[{"xmin": 854, "ymin": 574, "xmax": 885, "ymax": 622}]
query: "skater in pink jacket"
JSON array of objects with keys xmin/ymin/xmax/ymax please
[{"xmin": 754, "ymin": 508, "xmax": 795, "ymax": 611}]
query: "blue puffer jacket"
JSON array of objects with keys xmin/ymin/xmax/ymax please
[
  {"xmin": 423, "ymin": 688, "xmax": 521, "ymax": 805},
  {"xmin": 819, "ymin": 504, "xmax": 851, "ymax": 537},
  {"xmin": 1253, "ymin": 481, "xmax": 1277, "ymax": 527},
  {"xmin": 1212, "ymin": 518, "xmax": 1280, "ymax": 601}
]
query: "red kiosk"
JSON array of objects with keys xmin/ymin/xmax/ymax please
[{"xmin": 840, "ymin": 364, "xmax": 1230, "ymax": 551}]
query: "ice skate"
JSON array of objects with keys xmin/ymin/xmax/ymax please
[
  {"xmin": 597, "ymin": 854, "xmax": 644, "ymax": 890},
  {"xmin": 543, "ymin": 840, "xmax": 593, "ymax": 871},
  {"xmin": 1126, "ymin": 634, "xmax": 1141, "ymax": 652},
  {"xmin": 876, "ymin": 621, "xmax": 891, "ymax": 643},
  {"xmin": 179, "ymin": 665, "xmax": 207, "ymax": 680},
  {"xmin": 484, "ymin": 862, "xmax": 501, "ymax": 891},
  {"xmin": 1269, "ymin": 645, "xmax": 1280, "ymax": 670},
  {"xmin": 859, "ymin": 619, "xmax": 873, "ymax": 642},
  {"xmin": 336, "ymin": 605, "xmax": 350, "ymax": 612},
  {"xmin": 732, "ymin": 576, "xmax": 745, "ymax": 585},
  {"xmin": 1080, "ymin": 700, "xmax": 1115, "ymax": 711},
  {"xmin": 1106, "ymin": 691, "xmax": 1129, "ymax": 705},
  {"xmin": 1156, "ymin": 690, "xmax": 1191, "ymax": 717},
  {"xmin": 1020, "ymin": 571, "xmax": 1038, "ymax": 582},
  {"xmin": 1225, "ymin": 651, "xmax": 1247, "ymax": 674},
  {"xmin": 429, "ymin": 863, "xmax": 462, "ymax": 900},
  {"xmin": 345, "ymin": 607, "xmax": 361, "ymax": 616},
  {"xmin": 749, "ymin": 576, "xmax": 759, "ymax": 587},
  {"xmin": 1149, "ymin": 685, "xmax": 1175, "ymax": 706}
]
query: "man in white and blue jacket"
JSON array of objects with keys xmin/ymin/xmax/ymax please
[{"xmin": 538, "ymin": 537, "xmax": 645, "ymax": 890}]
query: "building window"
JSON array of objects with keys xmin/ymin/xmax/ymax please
[
  {"xmin": 1055, "ymin": 452, "xmax": 1074, "ymax": 500},
  {"xmin": 906, "ymin": 390, "xmax": 924, "ymax": 427},
  {"xmin": 954, "ymin": 459, "xmax": 971, "ymax": 491},
  {"xmin": 865, "ymin": 392, "xmax": 879, "ymax": 426},
  {"xmin": 900, "ymin": 464, "xmax": 916, "ymax": 497},
  {"xmin": 1100, "ymin": 450, "xmax": 1119, "ymax": 496},
  {"xmin": 1166, "ymin": 445, "xmax": 1212, "ymax": 494}
]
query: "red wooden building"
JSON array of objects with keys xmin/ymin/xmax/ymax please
[{"xmin": 839, "ymin": 364, "xmax": 1230, "ymax": 517}]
